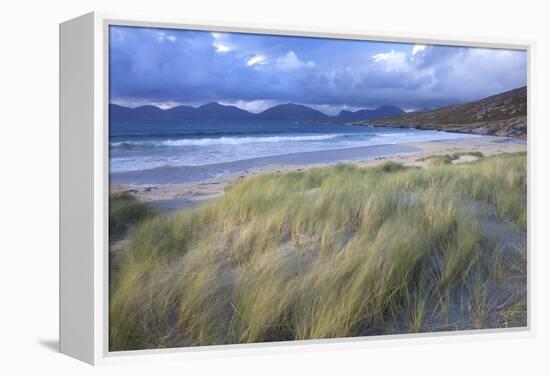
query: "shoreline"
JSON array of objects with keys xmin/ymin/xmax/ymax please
[
  {"xmin": 110, "ymin": 135, "xmax": 526, "ymax": 212},
  {"xmin": 110, "ymin": 142, "xmax": 421, "ymax": 186}
]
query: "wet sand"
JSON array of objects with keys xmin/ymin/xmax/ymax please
[{"xmin": 110, "ymin": 136, "xmax": 526, "ymax": 212}]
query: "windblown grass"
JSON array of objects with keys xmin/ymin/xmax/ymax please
[
  {"xmin": 418, "ymin": 151, "xmax": 484, "ymax": 166},
  {"xmin": 109, "ymin": 152, "xmax": 527, "ymax": 350},
  {"xmin": 109, "ymin": 192, "xmax": 155, "ymax": 239}
]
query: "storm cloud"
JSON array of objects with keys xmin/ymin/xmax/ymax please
[{"xmin": 109, "ymin": 25, "xmax": 527, "ymax": 113}]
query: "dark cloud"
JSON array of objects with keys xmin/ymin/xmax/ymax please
[{"xmin": 109, "ymin": 26, "xmax": 527, "ymax": 111}]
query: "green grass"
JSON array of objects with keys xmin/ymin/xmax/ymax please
[
  {"xmin": 109, "ymin": 192, "xmax": 156, "ymax": 239},
  {"xmin": 109, "ymin": 152, "xmax": 527, "ymax": 350},
  {"xmin": 418, "ymin": 151, "xmax": 484, "ymax": 166}
]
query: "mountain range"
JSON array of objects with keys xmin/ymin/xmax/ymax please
[
  {"xmin": 109, "ymin": 87, "xmax": 526, "ymax": 138},
  {"xmin": 109, "ymin": 102, "xmax": 405, "ymax": 123},
  {"xmin": 364, "ymin": 86, "xmax": 527, "ymax": 138}
]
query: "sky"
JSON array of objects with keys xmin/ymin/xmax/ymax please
[{"xmin": 109, "ymin": 25, "xmax": 527, "ymax": 114}]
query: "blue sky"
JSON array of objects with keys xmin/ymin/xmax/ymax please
[{"xmin": 109, "ymin": 25, "xmax": 527, "ymax": 114}]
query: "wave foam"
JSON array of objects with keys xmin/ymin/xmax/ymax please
[
  {"xmin": 375, "ymin": 132, "xmax": 412, "ymax": 137},
  {"xmin": 111, "ymin": 134, "xmax": 342, "ymax": 148}
]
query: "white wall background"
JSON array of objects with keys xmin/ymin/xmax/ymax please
[{"xmin": 0, "ymin": 0, "xmax": 548, "ymax": 375}]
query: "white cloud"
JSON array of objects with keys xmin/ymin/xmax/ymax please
[
  {"xmin": 372, "ymin": 50, "xmax": 408, "ymax": 71},
  {"xmin": 157, "ymin": 32, "xmax": 176, "ymax": 43},
  {"xmin": 214, "ymin": 43, "xmax": 231, "ymax": 53},
  {"xmin": 307, "ymin": 103, "xmax": 362, "ymax": 116},
  {"xmin": 412, "ymin": 44, "xmax": 427, "ymax": 55},
  {"xmin": 211, "ymin": 32, "xmax": 233, "ymax": 53},
  {"xmin": 111, "ymin": 99, "xmax": 193, "ymax": 109},
  {"xmin": 245, "ymin": 51, "xmax": 314, "ymax": 70},
  {"xmin": 246, "ymin": 55, "xmax": 267, "ymax": 66},
  {"xmin": 218, "ymin": 99, "xmax": 280, "ymax": 113},
  {"xmin": 275, "ymin": 51, "xmax": 315, "ymax": 69},
  {"xmin": 153, "ymin": 101, "xmax": 183, "ymax": 109}
]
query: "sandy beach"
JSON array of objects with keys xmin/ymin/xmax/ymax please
[{"xmin": 110, "ymin": 135, "xmax": 526, "ymax": 212}]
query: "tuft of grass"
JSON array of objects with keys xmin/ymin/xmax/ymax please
[
  {"xmin": 109, "ymin": 152, "xmax": 526, "ymax": 350},
  {"xmin": 417, "ymin": 150, "xmax": 484, "ymax": 166},
  {"xmin": 109, "ymin": 192, "xmax": 156, "ymax": 239},
  {"xmin": 451, "ymin": 151, "xmax": 484, "ymax": 159},
  {"xmin": 429, "ymin": 154, "xmax": 455, "ymax": 166},
  {"xmin": 377, "ymin": 161, "xmax": 407, "ymax": 172}
]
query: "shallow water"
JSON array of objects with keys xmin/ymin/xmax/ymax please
[
  {"xmin": 109, "ymin": 119, "xmax": 479, "ymax": 175},
  {"xmin": 110, "ymin": 143, "xmax": 421, "ymax": 185}
]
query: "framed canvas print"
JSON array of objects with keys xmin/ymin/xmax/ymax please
[{"xmin": 59, "ymin": 12, "xmax": 533, "ymax": 365}]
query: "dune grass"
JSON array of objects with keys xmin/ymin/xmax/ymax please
[
  {"xmin": 109, "ymin": 192, "xmax": 156, "ymax": 239},
  {"xmin": 418, "ymin": 151, "xmax": 484, "ymax": 166},
  {"xmin": 109, "ymin": 152, "xmax": 527, "ymax": 350}
]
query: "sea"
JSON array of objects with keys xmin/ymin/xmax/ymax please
[{"xmin": 109, "ymin": 119, "xmax": 479, "ymax": 184}]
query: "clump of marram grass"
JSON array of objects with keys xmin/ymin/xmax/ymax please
[
  {"xmin": 451, "ymin": 151, "xmax": 484, "ymax": 159},
  {"xmin": 109, "ymin": 192, "xmax": 156, "ymax": 239},
  {"xmin": 377, "ymin": 161, "xmax": 407, "ymax": 172},
  {"xmin": 418, "ymin": 150, "xmax": 484, "ymax": 166},
  {"xmin": 109, "ymin": 152, "xmax": 527, "ymax": 351}
]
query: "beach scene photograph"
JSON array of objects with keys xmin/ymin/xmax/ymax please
[{"xmin": 108, "ymin": 25, "xmax": 527, "ymax": 351}]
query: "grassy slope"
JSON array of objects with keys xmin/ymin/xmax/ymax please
[
  {"xmin": 109, "ymin": 153, "xmax": 527, "ymax": 350},
  {"xmin": 364, "ymin": 87, "xmax": 527, "ymax": 137}
]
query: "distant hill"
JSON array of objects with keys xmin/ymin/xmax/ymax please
[
  {"xmin": 109, "ymin": 88, "xmax": 527, "ymax": 138},
  {"xmin": 109, "ymin": 104, "xmax": 133, "ymax": 119},
  {"xmin": 363, "ymin": 87, "xmax": 527, "ymax": 138},
  {"xmin": 193, "ymin": 102, "xmax": 255, "ymax": 120},
  {"xmin": 163, "ymin": 105, "xmax": 196, "ymax": 119},
  {"xmin": 256, "ymin": 103, "xmax": 331, "ymax": 121},
  {"xmin": 109, "ymin": 104, "xmax": 164, "ymax": 121},
  {"xmin": 336, "ymin": 105, "xmax": 405, "ymax": 122},
  {"xmin": 109, "ymin": 102, "xmax": 405, "ymax": 123}
]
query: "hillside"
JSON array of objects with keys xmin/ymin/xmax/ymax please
[{"xmin": 362, "ymin": 87, "xmax": 527, "ymax": 138}]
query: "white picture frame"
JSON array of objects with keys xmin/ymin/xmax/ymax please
[{"xmin": 59, "ymin": 11, "xmax": 535, "ymax": 365}]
